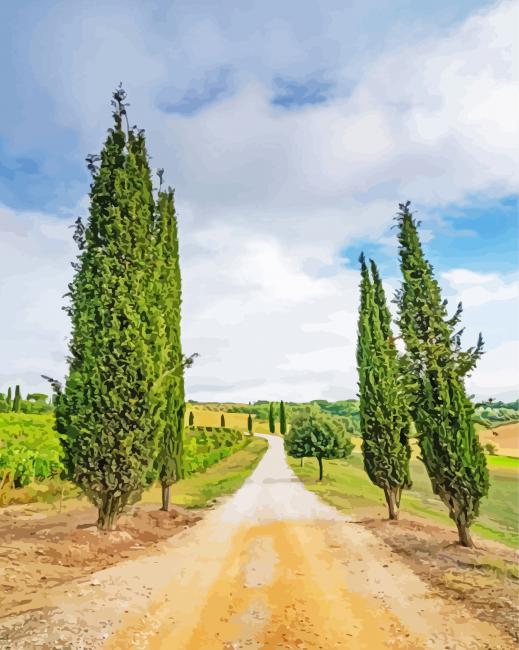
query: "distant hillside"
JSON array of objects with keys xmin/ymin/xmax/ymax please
[{"xmin": 189, "ymin": 398, "xmax": 519, "ymax": 436}]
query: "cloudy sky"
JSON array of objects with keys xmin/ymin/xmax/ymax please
[{"xmin": 0, "ymin": 0, "xmax": 518, "ymax": 402}]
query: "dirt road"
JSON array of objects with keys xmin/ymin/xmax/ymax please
[{"xmin": 1, "ymin": 435, "xmax": 514, "ymax": 649}]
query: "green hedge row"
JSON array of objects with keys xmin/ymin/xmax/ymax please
[
  {"xmin": 0, "ymin": 416, "xmax": 246, "ymax": 495},
  {"xmin": 183, "ymin": 426, "xmax": 245, "ymax": 475}
]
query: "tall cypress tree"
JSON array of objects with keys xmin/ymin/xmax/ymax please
[
  {"xmin": 221, "ymin": 413, "xmax": 226, "ymax": 427},
  {"xmin": 247, "ymin": 413, "xmax": 253, "ymax": 434},
  {"xmin": 279, "ymin": 400, "xmax": 287, "ymax": 435},
  {"xmin": 268, "ymin": 402, "xmax": 275, "ymax": 434},
  {"xmin": 395, "ymin": 201, "xmax": 488, "ymax": 546},
  {"xmin": 357, "ymin": 255, "xmax": 411, "ymax": 520},
  {"xmin": 12, "ymin": 385, "xmax": 21, "ymax": 412},
  {"xmin": 153, "ymin": 186, "xmax": 185, "ymax": 512},
  {"xmin": 6, "ymin": 387, "xmax": 12, "ymax": 407},
  {"xmin": 55, "ymin": 87, "xmax": 171, "ymax": 530},
  {"xmin": 188, "ymin": 411, "xmax": 194, "ymax": 427}
]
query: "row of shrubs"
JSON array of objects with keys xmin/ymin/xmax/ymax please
[
  {"xmin": 183, "ymin": 426, "xmax": 245, "ymax": 475},
  {"xmin": 0, "ymin": 415, "xmax": 245, "ymax": 500}
]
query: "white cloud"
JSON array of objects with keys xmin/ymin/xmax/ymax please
[{"xmin": 442, "ymin": 268, "xmax": 519, "ymax": 307}]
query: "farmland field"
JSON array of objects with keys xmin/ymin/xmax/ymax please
[
  {"xmin": 186, "ymin": 405, "xmax": 275, "ymax": 434},
  {"xmin": 476, "ymin": 421, "xmax": 519, "ymax": 458}
]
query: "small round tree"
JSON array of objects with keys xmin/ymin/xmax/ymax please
[{"xmin": 284, "ymin": 407, "xmax": 353, "ymax": 480}]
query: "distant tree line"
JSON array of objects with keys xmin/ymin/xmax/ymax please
[{"xmin": 0, "ymin": 386, "xmax": 53, "ymax": 414}]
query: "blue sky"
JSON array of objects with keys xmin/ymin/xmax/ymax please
[{"xmin": 0, "ymin": 0, "xmax": 517, "ymax": 401}]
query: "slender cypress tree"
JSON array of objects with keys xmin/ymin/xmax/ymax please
[
  {"xmin": 395, "ymin": 201, "xmax": 488, "ymax": 546},
  {"xmin": 153, "ymin": 186, "xmax": 186, "ymax": 512},
  {"xmin": 55, "ymin": 87, "xmax": 172, "ymax": 530},
  {"xmin": 356, "ymin": 254, "xmax": 411, "ymax": 520},
  {"xmin": 189, "ymin": 411, "xmax": 195, "ymax": 427},
  {"xmin": 268, "ymin": 402, "xmax": 275, "ymax": 434},
  {"xmin": 12, "ymin": 385, "xmax": 21, "ymax": 412},
  {"xmin": 6, "ymin": 387, "xmax": 12, "ymax": 407},
  {"xmin": 279, "ymin": 400, "xmax": 287, "ymax": 435},
  {"xmin": 221, "ymin": 414, "xmax": 226, "ymax": 427},
  {"xmin": 247, "ymin": 413, "xmax": 253, "ymax": 434}
]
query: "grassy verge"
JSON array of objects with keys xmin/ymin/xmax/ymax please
[
  {"xmin": 141, "ymin": 436, "xmax": 268, "ymax": 508},
  {"xmin": 288, "ymin": 452, "xmax": 519, "ymax": 548}
]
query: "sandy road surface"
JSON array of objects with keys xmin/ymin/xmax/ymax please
[{"xmin": 1, "ymin": 435, "xmax": 514, "ymax": 649}]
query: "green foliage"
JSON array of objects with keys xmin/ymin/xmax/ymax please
[
  {"xmin": 183, "ymin": 427, "xmax": 244, "ymax": 474},
  {"xmin": 0, "ymin": 413, "xmax": 63, "ymax": 488},
  {"xmin": 6, "ymin": 387, "xmax": 12, "ymax": 407},
  {"xmin": 268, "ymin": 402, "xmax": 275, "ymax": 433},
  {"xmin": 279, "ymin": 400, "xmax": 287, "ymax": 435},
  {"xmin": 356, "ymin": 254, "xmax": 411, "ymax": 518},
  {"xmin": 247, "ymin": 413, "xmax": 253, "ymax": 434},
  {"xmin": 54, "ymin": 87, "xmax": 181, "ymax": 530},
  {"xmin": 221, "ymin": 414, "xmax": 226, "ymax": 427},
  {"xmin": 189, "ymin": 411, "xmax": 195, "ymax": 427},
  {"xmin": 396, "ymin": 201, "xmax": 489, "ymax": 546},
  {"xmin": 284, "ymin": 407, "xmax": 353, "ymax": 480}
]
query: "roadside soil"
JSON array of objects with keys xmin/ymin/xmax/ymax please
[
  {"xmin": 0, "ymin": 434, "xmax": 517, "ymax": 649},
  {"xmin": 362, "ymin": 516, "xmax": 519, "ymax": 644},
  {"xmin": 0, "ymin": 499, "xmax": 201, "ymax": 619}
]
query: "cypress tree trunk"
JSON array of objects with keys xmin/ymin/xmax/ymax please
[
  {"xmin": 97, "ymin": 496, "xmax": 123, "ymax": 531},
  {"xmin": 161, "ymin": 483, "xmax": 171, "ymax": 512},
  {"xmin": 383, "ymin": 486, "xmax": 401, "ymax": 520},
  {"xmin": 317, "ymin": 456, "xmax": 323, "ymax": 481},
  {"xmin": 455, "ymin": 518, "xmax": 474, "ymax": 548}
]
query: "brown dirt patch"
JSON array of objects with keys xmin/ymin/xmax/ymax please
[
  {"xmin": 0, "ymin": 500, "xmax": 201, "ymax": 619},
  {"xmin": 362, "ymin": 515, "xmax": 519, "ymax": 643},
  {"xmin": 479, "ymin": 421, "xmax": 519, "ymax": 457}
]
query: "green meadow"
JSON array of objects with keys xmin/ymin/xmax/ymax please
[{"xmin": 289, "ymin": 452, "xmax": 519, "ymax": 548}]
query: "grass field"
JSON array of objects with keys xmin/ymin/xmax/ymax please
[
  {"xmin": 141, "ymin": 436, "xmax": 268, "ymax": 508},
  {"xmin": 289, "ymin": 452, "xmax": 519, "ymax": 548}
]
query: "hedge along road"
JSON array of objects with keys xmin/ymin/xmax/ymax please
[{"xmin": 4, "ymin": 435, "xmax": 513, "ymax": 649}]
